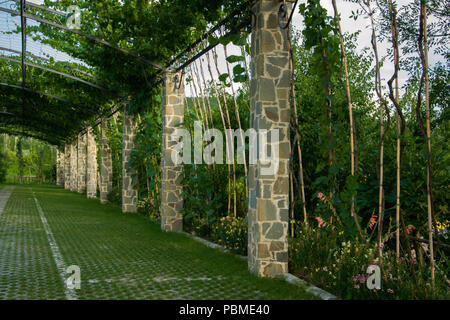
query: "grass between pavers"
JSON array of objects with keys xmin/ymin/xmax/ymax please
[
  {"xmin": 0, "ymin": 184, "xmax": 316, "ymax": 300},
  {"xmin": 0, "ymin": 185, "xmax": 66, "ymax": 299}
]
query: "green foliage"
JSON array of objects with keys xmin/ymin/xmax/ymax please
[
  {"xmin": 130, "ymin": 104, "xmax": 162, "ymax": 213},
  {"xmin": 0, "ymin": 151, "xmax": 7, "ymax": 183},
  {"xmin": 211, "ymin": 216, "xmax": 248, "ymax": 256},
  {"xmin": 289, "ymin": 224, "xmax": 449, "ymax": 299},
  {"xmin": 0, "ymin": 135, "xmax": 56, "ymax": 183},
  {"xmin": 181, "ymin": 164, "xmax": 228, "ymax": 237}
]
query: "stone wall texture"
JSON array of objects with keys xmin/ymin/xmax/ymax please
[
  {"xmin": 122, "ymin": 104, "xmax": 138, "ymax": 213},
  {"xmin": 70, "ymin": 142, "xmax": 78, "ymax": 192},
  {"xmin": 77, "ymin": 133, "xmax": 87, "ymax": 194},
  {"xmin": 86, "ymin": 127, "xmax": 98, "ymax": 199},
  {"xmin": 247, "ymin": 0, "xmax": 291, "ymax": 277},
  {"xmin": 64, "ymin": 144, "xmax": 71, "ymax": 189},
  {"xmin": 161, "ymin": 71, "xmax": 184, "ymax": 232},
  {"xmin": 56, "ymin": 150, "xmax": 65, "ymax": 187},
  {"xmin": 100, "ymin": 120, "xmax": 113, "ymax": 204}
]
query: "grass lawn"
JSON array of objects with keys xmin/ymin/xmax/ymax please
[{"xmin": 0, "ymin": 184, "xmax": 316, "ymax": 300}]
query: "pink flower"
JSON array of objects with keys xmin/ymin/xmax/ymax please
[
  {"xmin": 317, "ymin": 192, "xmax": 326, "ymax": 201},
  {"xmin": 406, "ymin": 224, "xmax": 415, "ymax": 234},
  {"xmin": 369, "ymin": 215, "xmax": 378, "ymax": 229},
  {"xmin": 315, "ymin": 217, "xmax": 326, "ymax": 228},
  {"xmin": 361, "ymin": 265, "xmax": 365, "ymax": 271},
  {"xmin": 380, "ymin": 243, "xmax": 384, "ymax": 249},
  {"xmin": 387, "ymin": 289, "xmax": 394, "ymax": 294},
  {"xmin": 359, "ymin": 275, "xmax": 366, "ymax": 284},
  {"xmin": 354, "ymin": 284, "xmax": 360, "ymax": 289}
]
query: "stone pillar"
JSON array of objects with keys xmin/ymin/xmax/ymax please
[
  {"xmin": 64, "ymin": 144, "xmax": 71, "ymax": 189},
  {"xmin": 77, "ymin": 133, "xmax": 87, "ymax": 194},
  {"xmin": 99, "ymin": 119, "xmax": 113, "ymax": 204},
  {"xmin": 247, "ymin": 0, "xmax": 291, "ymax": 277},
  {"xmin": 86, "ymin": 127, "xmax": 98, "ymax": 199},
  {"xmin": 70, "ymin": 141, "xmax": 78, "ymax": 192},
  {"xmin": 161, "ymin": 71, "xmax": 184, "ymax": 232},
  {"xmin": 122, "ymin": 104, "xmax": 138, "ymax": 213},
  {"xmin": 56, "ymin": 150, "xmax": 65, "ymax": 187}
]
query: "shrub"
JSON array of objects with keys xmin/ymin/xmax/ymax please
[
  {"xmin": 136, "ymin": 197, "xmax": 160, "ymax": 221},
  {"xmin": 289, "ymin": 223, "xmax": 450, "ymax": 299},
  {"xmin": 0, "ymin": 152, "xmax": 7, "ymax": 183},
  {"xmin": 210, "ymin": 216, "xmax": 248, "ymax": 256}
]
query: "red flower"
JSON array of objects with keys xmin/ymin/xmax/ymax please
[{"xmin": 369, "ymin": 215, "xmax": 378, "ymax": 229}]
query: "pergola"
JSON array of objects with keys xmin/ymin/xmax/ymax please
[
  {"xmin": 0, "ymin": 0, "xmax": 298, "ymax": 278},
  {"xmin": 0, "ymin": 0, "xmax": 250, "ymax": 145}
]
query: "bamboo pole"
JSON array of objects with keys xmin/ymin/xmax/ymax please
[
  {"xmin": 189, "ymin": 67, "xmax": 208, "ymax": 130},
  {"xmin": 206, "ymin": 50, "xmax": 233, "ymax": 216},
  {"xmin": 192, "ymin": 62, "xmax": 211, "ymax": 131},
  {"xmin": 196, "ymin": 59, "xmax": 215, "ymax": 129},
  {"xmin": 212, "ymin": 46, "xmax": 238, "ymax": 217},
  {"xmin": 222, "ymin": 44, "xmax": 249, "ymax": 203},
  {"xmin": 187, "ymin": 71, "xmax": 202, "ymax": 122},
  {"xmin": 387, "ymin": 0, "xmax": 403, "ymax": 263},
  {"xmin": 332, "ymin": 0, "xmax": 364, "ymax": 241},
  {"xmin": 386, "ymin": 3, "xmax": 417, "ymax": 287},
  {"xmin": 361, "ymin": 0, "xmax": 392, "ymax": 259},
  {"xmin": 420, "ymin": 1, "xmax": 435, "ymax": 287}
]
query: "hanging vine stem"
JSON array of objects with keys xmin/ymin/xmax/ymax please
[
  {"xmin": 222, "ymin": 41, "xmax": 249, "ymax": 202},
  {"xmin": 196, "ymin": 59, "xmax": 215, "ymax": 130},
  {"xmin": 287, "ymin": 23, "xmax": 308, "ymax": 227},
  {"xmin": 205, "ymin": 49, "xmax": 233, "ymax": 216},
  {"xmin": 192, "ymin": 60, "xmax": 212, "ymax": 132},
  {"xmin": 189, "ymin": 66, "xmax": 209, "ymax": 131},
  {"xmin": 185, "ymin": 51, "xmax": 201, "ymax": 123},
  {"xmin": 210, "ymin": 45, "xmax": 235, "ymax": 215}
]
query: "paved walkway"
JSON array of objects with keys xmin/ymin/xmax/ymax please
[
  {"xmin": 0, "ymin": 186, "xmax": 13, "ymax": 215},
  {"xmin": 0, "ymin": 185, "xmax": 314, "ymax": 300}
]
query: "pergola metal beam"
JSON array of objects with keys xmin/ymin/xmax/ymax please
[
  {"xmin": 0, "ymin": 111, "xmax": 16, "ymax": 116},
  {"xmin": 0, "ymin": 107, "xmax": 82, "ymax": 138},
  {"xmin": 76, "ymin": 6, "xmax": 251, "ymax": 138},
  {"xmin": 0, "ymin": 127, "xmax": 65, "ymax": 144},
  {"xmin": 0, "ymin": 120, "xmax": 70, "ymax": 137},
  {"xmin": 0, "ymin": 6, "xmax": 166, "ymax": 70},
  {"xmin": 1, "ymin": 95, "xmax": 88, "ymax": 121},
  {"xmin": 0, "ymin": 82, "xmax": 98, "ymax": 115},
  {"xmin": 0, "ymin": 46, "xmax": 97, "ymax": 79},
  {"xmin": 175, "ymin": 19, "xmax": 250, "ymax": 72},
  {"xmin": 0, "ymin": 56, "xmax": 110, "ymax": 91},
  {"xmin": 1, "ymin": 113, "xmax": 79, "ymax": 135},
  {"xmin": 12, "ymin": 0, "xmax": 67, "ymax": 17},
  {"xmin": 167, "ymin": 1, "xmax": 250, "ymax": 68}
]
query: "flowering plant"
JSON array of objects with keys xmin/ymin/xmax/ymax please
[
  {"xmin": 137, "ymin": 196, "xmax": 160, "ymax": 220},
  {"xmin": 211, "ymin": 216, "xmax": 247, "ymax": 255}
]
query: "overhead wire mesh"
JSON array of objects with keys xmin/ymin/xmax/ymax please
[{"xmin": 0, "ymin": 0, "xmax": 252, "ymax": 145}]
